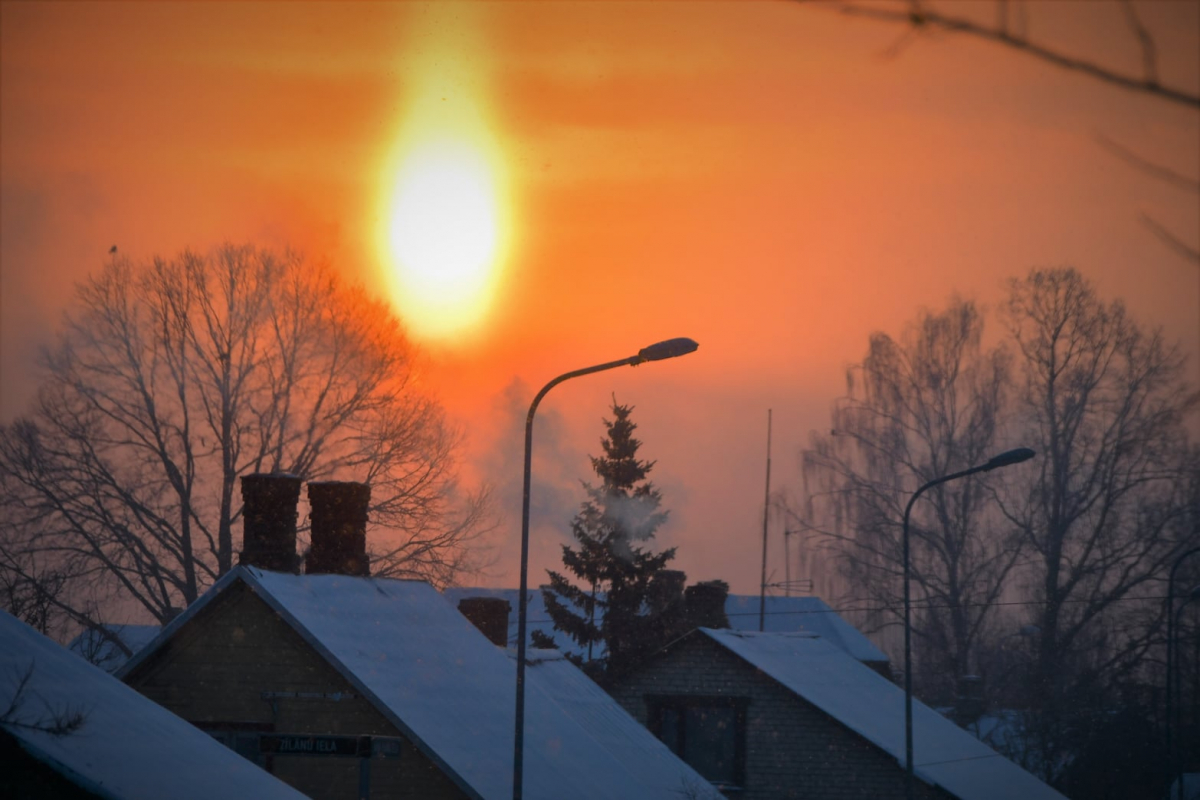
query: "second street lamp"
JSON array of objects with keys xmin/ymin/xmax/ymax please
[
  {"xmin": 511, "ymin": 337, "xmax": 698, "ymax": 800},
  {"xmin": 902, "ymin": 447, "xmax": 1036, "ymax": 800},
  {"xmin": 1166, "ymin": 546, "xmax": 1200, "ymax": 800}
]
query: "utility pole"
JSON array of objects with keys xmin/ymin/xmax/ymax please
[{"xmin": 758, "ymin": 410, "xmax": 772, "ymax": 632}]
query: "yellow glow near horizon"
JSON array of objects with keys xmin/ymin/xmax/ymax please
[{"xmin": 379, "ymin": 9, "xmax": 509, "ymax": 342}]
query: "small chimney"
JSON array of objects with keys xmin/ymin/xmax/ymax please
[
  {"xmin": 305, "ymin": 481, "xmax": 370, "ymax": 577},
  {"xmin": 685, "ymin": 580, "xmax": 731, "ymax": 629},
  {"xmin": 239, "ymin": 473, "xmax": 302, "ymax": 573},
  {"xmin": 954, "ymin": 674, "xmax": 986, "ymax": 727},
  {"xmin": 458, "ymin": 597, "xmax": 511, "ymax": 647}
]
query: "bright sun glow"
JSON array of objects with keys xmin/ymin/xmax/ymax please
[
  {"xmin": 379, "ymin": 9, "xmax": 509, "ymax": 342},
  {"xmin": 387, "ymin": 142, "xmax": 500, "ymax": 333}
]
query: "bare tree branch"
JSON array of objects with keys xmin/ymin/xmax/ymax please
[
  {"xmin": 1139, "ymin": 213, "xmax": 1200, "ymax": 265},
  {"xmin": 1094, "ymin": 134, "xmax": 1200, "ymax": 193},
  {"xmin": 810, "ymin": 0, "xmax": 1200, "ymax": 109},
  {"xmin": 1, "ymin": 661, "xmax": 87, "ymax": 737},
  {"xmin": 1119, "ymin": 0, "xmax": 1158, "ymax": 88}
]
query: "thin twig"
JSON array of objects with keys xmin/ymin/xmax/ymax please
[
  {"xmin": 1095, "ymin": 133, "xmax": 1200, "ymax": 192},
  {"xmin": 1139, "ymin": 214, "xmax": 1200, "ymax": 265}
]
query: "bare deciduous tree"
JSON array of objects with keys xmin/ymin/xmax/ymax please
[
  {"xmin": 997, "ymin": 266, "xmax": 1198, "ymax": 781},
  {"xmin": 0, "ymin": 245, "xmax": 493, "ymax": 630},
  {"xmin": 797, "ymin": 298, "xmax": 1017, "ymax": 702}
]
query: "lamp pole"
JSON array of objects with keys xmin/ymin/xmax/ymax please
[
  {"xmin": 1172, "ymin": 586, "xmax": 1200, "ymax": 800},
  {"xmin": 1167, "ymin": 547, "xmax": 1200, "ymax": 800},
  {"xmin": 512, "ymin": 337, "xmax": 698, "ymax": 800},
  {"xmin": 903, "ymin": 447, "xmax": 1036, "ymax": 800}
]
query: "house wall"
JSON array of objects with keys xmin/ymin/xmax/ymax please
[
  {"xmin": 122, "ymin": 582, "xmax": 468, "ymax": 800},
  {"xmin": 609, "ymin": 634, "xmax": 953, "ymax": 800},
  {"xmin": 1, "ymin": 731, "xmax": 105, "ymax": 800}
]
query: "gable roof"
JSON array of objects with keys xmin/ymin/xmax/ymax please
[
  {"xmin": 441, "ymin": 587, "xmax": 888, "ymax": 664},
  {"xmin": 120, "ymin": 566, "xmax": 720, "ymax": 800},
  {"xmin": 692, "ymin": 628, "xmax": 1065, "ymax": 800},
  {"xmin": 1, "ymin": 611, "xmax": 307, "ymax": 800}
]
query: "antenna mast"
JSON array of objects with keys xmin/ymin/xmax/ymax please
[{"xmin": 759, "ymin": 409, "xmax": 772, "ymax": 632}]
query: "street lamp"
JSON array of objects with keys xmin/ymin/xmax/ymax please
[
  {"xmin": 512, "ymin": 337, "xmax": 698, "ymax": 800},
  {"xmin": 903, "ymin": 447, "xmax": 1036, "ymax": 800}
]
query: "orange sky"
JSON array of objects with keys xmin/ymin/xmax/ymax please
[{"xmin": 2, "ymin": 1, "xmax": 1198, "ymax": 596}]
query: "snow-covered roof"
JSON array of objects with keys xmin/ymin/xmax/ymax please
[
  {"xmin": 0, "ymin": 611, "xmax": 307, "ymax": 800},
  {"xmin": 1168, "ymin": 774, "xmax": 1200, "ymax": 800},
  {"xmin": 68, "ymin": 624, "xmax": 160, "ymax": 673},
  {"xmin": 120, "ymin": 567, "xmax": 718, "ymax": 800},
  {"xmin": 724, "ymin": 594, "xmax": 888, "ymax": 662},
  {"xmin": 442, "ymin": 587, "xmax": 888, "ymax": 664},
  {"xmin": 517, "ymin": 648, "xmax": 721, "ymax": 799},
  {"xmin": 695, "ymin": 628, "xmax": 1066, "ymax": 800}
]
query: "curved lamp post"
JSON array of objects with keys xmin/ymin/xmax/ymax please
[
  {"xmin": 903, "ymin": 447, "xmax": 1036, "ymax": 800},
  {"xmin": 512, "ymin": 337, "xmax": 698, "ymax": 800},
  {"xmin": 1171, "ymin": 580, "xmax": 1200, "ymax": 800},
  {"xmin": 1167, "ymin": 547, "xmax": 1200, "ymax": 800}
]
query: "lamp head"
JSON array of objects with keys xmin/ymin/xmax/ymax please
[
  {"xmin": 983, "ymin": 447, "xmax": 1036, "ymax": 471},
  {"xmin": 636, "ymin": 337, "xmax": 699, "ymax": 363}
]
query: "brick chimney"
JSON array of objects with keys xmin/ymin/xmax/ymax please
[
  {"xmin": 239, "ymin": 473, "xmax": 302, "ymax": 573},
  {"xmin": 647, "ymin": 569, "xmax": 687, "ymax": 615},
  {"xmin": 954, "ymin": 674, "xmax": 986, "ymax": 727},
  {"xmin": 458, "ymin": 597, "xmax": 511, "ymax": 647},
  {"xmin": 685, "ymin": 580, "xmax": 731, "ymax": 629},
  {"xmin": 305, "ymin": 481, "xmax": 370, "ymax": 577}
]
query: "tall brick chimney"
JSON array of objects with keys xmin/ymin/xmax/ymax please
[
  {"xmin": 685, "ymin": 579, "xmax": 731, "ymax": 629},
  {"xmin": 239, "ymin": 473, "xmax": 302, "ymax": 573},
  {"xmin": 458, "ymin": 597, "xmax": 511, "ymax": 647},
  {"xmin": 305, "ymin": 481, "xmax": 370, "ymax": 577}
]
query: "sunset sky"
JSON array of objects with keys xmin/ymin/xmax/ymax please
[{"xmin": 2, "ymin": 1, "xmax": 1198, "ymax": 598}]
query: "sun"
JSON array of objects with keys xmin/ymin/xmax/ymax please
[
  {"xmin": 378, "ymin": 8, "xmax": 509, "ymax": 342},
  {"xmin": 386, "ymin": 140, "xmax": 503, "ymax": 337}
]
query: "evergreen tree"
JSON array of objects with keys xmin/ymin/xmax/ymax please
[{"xmin": 542, "ymin": 398, "xmax": 676, "ymax": 680}]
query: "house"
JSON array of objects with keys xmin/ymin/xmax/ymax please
[
  {"xmin": 443, "ymin": 585, "xmax": 890, "ymax": 675},
  {"xmin": 0, "ymin": 610, "xmax": 308, "ymax": 800},
  {"xmin": 609, "ymin": 628, "xmax": 1068, "ymax": 800},
  {"xmin": 118, "ymin": 474, "xmax": 720, "ymax": 800}
]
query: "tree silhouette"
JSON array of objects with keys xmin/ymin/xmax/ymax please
[
  {"xmin": 798, "ymin": 298, "xmax": 1017, "ymax": 704},
  {"xmin": 0, "ymin": 244, "xmax": 493, "ymax": 631},
  {"xmin": 542, "ymin": 398, "xmax": 676, "ymax": 680}
]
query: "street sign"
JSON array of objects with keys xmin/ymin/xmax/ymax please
[{"xmin": 260, "ymin": 734, "xmax": 369, "ymax": 757}]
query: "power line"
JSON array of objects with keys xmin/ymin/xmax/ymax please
[
  {"xmin": 510, "ymin": 592, "xmax": 1187, "ymax": 629},
  {"xmin": 727, "ymin": 594, "xmax": 1178, "ymax": 618}
]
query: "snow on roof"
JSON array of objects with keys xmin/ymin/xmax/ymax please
[
  {"xmin": 697, "ymin": 629, "xmax": 1066, "ymax": 800},
  {"xmin": 724, "ymin": 594, "xmax": 888, "ymax": 662},
  {"xmin": 122, "ymin": 567, "xmax": 714, "ymax": 800},
  {"xmin": 1168, "ymin": 774, "xmax": 1200, "ymax": 800},
  {"xmin": 68, "ymin": 624, "xmax": 160, "ymax": 673},
  {"xmin": 0, "ymin": 611, "xmax": 307, "ymax": 800},
  {"xmin": 518, "ymin": 648, "xmax": 721, "ymax": 799},
  {"xmin": 441, "ymin": 587, "xmax": 888, "ymax": 664}
]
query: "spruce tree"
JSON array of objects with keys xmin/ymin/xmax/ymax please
[{"xmin": 542, "ymin": 398, "xmax": 676, "ymax": 680}]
